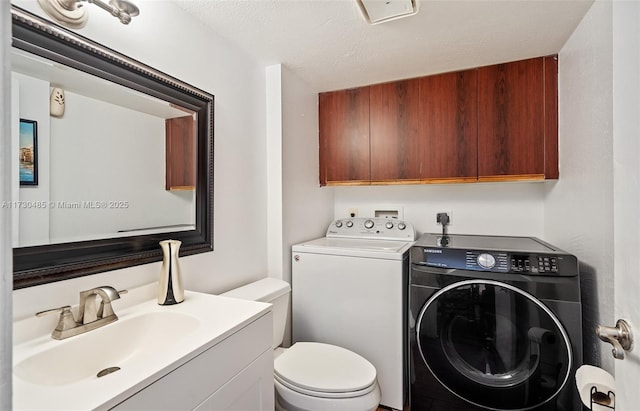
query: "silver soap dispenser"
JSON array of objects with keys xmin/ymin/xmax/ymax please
[{"xmin": 157, "ymin": 239, "xmax": 185, "ymax": 305}]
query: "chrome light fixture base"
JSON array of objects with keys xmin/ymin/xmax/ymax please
[
  {"xmin": 37, "ymin": 0, "xmax": 88, "ymax": 29},
  {"xmin": 37, "ymin": 0, "xmax": 139, "ymax": 28},
  {"xmin": 109, "ymin": 0, "xmax": 139, "ymax": 18}
]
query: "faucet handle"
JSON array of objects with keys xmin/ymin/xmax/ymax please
[
  {"xmin": 36, "ymin": 305, "xmax": 73, "ymax": 318},
  {"xmin": 36, "ymin": 305, "xmax": 78, "ymax": 339}
]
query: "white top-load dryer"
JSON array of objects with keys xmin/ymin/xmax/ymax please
[{"xmin": 291, "ymin": 217, "xmax": 415, "ymax": 411}]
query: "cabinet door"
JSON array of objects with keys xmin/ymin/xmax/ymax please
[
  {"xmin": 419, "ymin": 69, "xmax": 478, "ymax": 181},
  {"xmin": 110, "ymin": 313, "xmax": 272, "ymax": 411},
  {"xmin": 369, "ymin": 79, "xmax": 421, "ymax": 182},
  {"xmin": 165, "ymin": 115, "xmax": 195, "ymax": 190},
  {"xmin": 319, "ymin": 88, "xmax": 370, "ymax": 185},
  {"xmin": 477, "ymin": 57, "xmax": 556, "ymax": 180},
  {"xmin": 194, "ymin": 350, "xmax": 273, "ymax": 411}
]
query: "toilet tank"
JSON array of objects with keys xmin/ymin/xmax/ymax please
[{"xmin": 221, "ymin": 278, "xmax": 290, "ymax": 349}]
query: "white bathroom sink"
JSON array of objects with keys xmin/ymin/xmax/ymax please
[
  {"xmin": 14, "ymin": 311, "xmax": 199, "ymax": 386},
  {"xmin": 13, "ymin": 288, "xmax": 271, "ymax": 411}
]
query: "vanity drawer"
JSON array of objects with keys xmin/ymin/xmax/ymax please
[{"xmin": 110, "ymin": 312, "xmax": 273, "ymax": 411}]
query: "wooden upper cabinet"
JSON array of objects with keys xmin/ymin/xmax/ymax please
[
  {"xmin": 319, "ymin": 87, "xmax": 370, "ymax": 185},
  {"xmin": 369, "ymin": 79, "xmax": 421, "ymax": 182},
  {"xmin": 166, "ymin": 115, "xmax": 195, "ymax": 190},
  {"xmin": 419, "ymin": 69, "xmax": 478, "ymax": 181},
  {"xmin": 477, "ymin": 56, "xmax": 558, "ymax": 180},
  {"xmin": 317, "ymin": 55, "xmax": 558, "ymax": 186}
]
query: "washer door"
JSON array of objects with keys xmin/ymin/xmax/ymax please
[{"xmin": 416, "ymin": 279, "xmax": 572, "ymax": 411}]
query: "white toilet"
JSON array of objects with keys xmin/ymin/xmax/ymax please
[{"xmin": 221, "ymin": 278, "xmax": 381, "ymax": 411}]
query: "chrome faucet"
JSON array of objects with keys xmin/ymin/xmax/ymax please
[{"xmin": 36, "ymin": 286, "xmax": 127, "ymax": 340}]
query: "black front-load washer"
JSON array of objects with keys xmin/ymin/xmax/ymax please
[{"xmin": 408, "ymin": 234, "xmax": 582, "ymax": 411}]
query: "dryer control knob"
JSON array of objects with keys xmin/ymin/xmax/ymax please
[
  {"xmin": 346, "ymin": 220, "xmax": 354, "ymax": 228},
  {"xmin": 335, "ymin": 220, "xmax": 343, "ymax": 228},
  {"xmin": 364, "ymin": 220, "xmax": 374, "ymax": 229},
  {"xmin": 398, "ymin": 222, "xmax": 406, "ymax": 230},
  {"xmin": 477, "ymin": 253, "xmax": 496, "ymax": 269},
  {"xmin": 385, "ymin": 221, "xmax": 394, "ymax": 229}
]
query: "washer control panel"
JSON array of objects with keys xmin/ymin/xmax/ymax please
[
  {"xmin": 412, "ymin": 248, "xmax": 576, "ymax": 276},
  {"xmin": 326, "ymin": 218, "xmax": 415, "ymax": 241},
  {"xmin": 465, "ymin": 251, "xmax": 560, "ymax": 273},
  {"xmin": 410, "ymin": 233, "xmax": 579, "ymax": 276}
]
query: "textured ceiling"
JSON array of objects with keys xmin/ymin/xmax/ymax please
[{"xmin": 172, "ymin": 0, "xmax": 594, "ymax": 92}]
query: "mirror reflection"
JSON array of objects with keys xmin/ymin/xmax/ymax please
[{"xmin": 10, "ymin": 49, "xmax": 197, "ymax": 247}]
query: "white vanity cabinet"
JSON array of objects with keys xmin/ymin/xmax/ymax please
[{"xmin": 110, "ymin": 312, "xmax": 274, "ymax": 411}]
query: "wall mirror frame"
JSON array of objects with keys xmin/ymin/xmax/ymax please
[{"xmin": 11, "ymin": 6, "xmax": 214, "ymax": 289}]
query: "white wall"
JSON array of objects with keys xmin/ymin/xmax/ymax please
[
  {"xmin": 335, "ymin": 182, "xmax": 546, "ymax": 238},
  {"xmin": 11, "ymin": 0, "xmax": 269, "ymax": 320},
  {"xmin": 1, "ymin": 1, "xmax": 12, "ymax": 408},
  {"xmin": 612, "ymin": 0, "xmax": 640, "ymax": 407},
  {"xmin": 12, "ymin": 77, "xmax": 195, "ymax": 245},
  {"xmin": 13, "ymin": 73, "xmax": 50, "ymax": 246},
  {"xmin": 281, "ymin": 65, "xmax": 334, "ymax": 281},
  {"xmin": 267, "ymin": 64, "xmax": 334, "ymax": 346},
  {"xmin": 49, "ymin": 91, "xmax": 192, "ymax": 243},
  {"xmin": 545, "ymin": 0, "xmax": 614, "ymax": 372},
  {"xmin": 266, "ymin": 63, "xmax": 334, "ymax": 284},
  {"xmin": 266, "ymin": 65, "xmax": 284, "ymax": 278}
]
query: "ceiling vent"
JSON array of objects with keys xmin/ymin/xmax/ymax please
[{"xmin": 356, "ymin": 0, "xmax": 418, "ymax": 24}]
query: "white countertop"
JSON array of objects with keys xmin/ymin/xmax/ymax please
[{"xmin": 13, "ymin": 289, "xmax": 271, "ymax": 411}]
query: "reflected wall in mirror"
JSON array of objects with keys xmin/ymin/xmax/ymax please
[
  {"xmin": 11, "ymin": 6, "xmax": 214, "ymax": 289},
  {"xmin": 12, "ymin": 49, "xmax": 197, "ymax": 247}
]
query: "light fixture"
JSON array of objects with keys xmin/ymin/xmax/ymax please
[
  {"xmin": 356, "ymin": 0, "xmax": 418, "ymax": 25},
  {"xmin": 37, "ymin": 0, "xmax": 139, "ymax": 29}
]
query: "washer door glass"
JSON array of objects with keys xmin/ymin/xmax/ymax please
[{"xmin": 416, "ymin": 280, "xmax": 572, "ymax": 410}]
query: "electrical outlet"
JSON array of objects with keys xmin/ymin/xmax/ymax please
[{"xmin": 348, "ymin": 208, "xmax": 358, "ymax": 218}]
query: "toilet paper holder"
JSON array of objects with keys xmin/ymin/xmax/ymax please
[
  {"xmin": 596, "ymin": 319, "xmax": 634, "ymax": 360},
  {"xmin": 589, "ymin": 386, "xmax": 615, "ymax": 410}
]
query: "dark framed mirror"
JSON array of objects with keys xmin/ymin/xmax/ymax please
[{"xmin": 11, "ymin": 6, "xmax": 214, "ymax": 289}]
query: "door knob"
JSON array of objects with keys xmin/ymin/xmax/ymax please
[{"xmin": 596, "ymin": 319, "xmax": 634, "ymax": 359}]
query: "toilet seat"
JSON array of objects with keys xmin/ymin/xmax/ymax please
[
  {"xmin": 274, "ymin": 378, "xmax": 381, "ymax": 411},
  {"xmin": 274, "ymin": 342, "xmax": 378, "ymax": 399}
]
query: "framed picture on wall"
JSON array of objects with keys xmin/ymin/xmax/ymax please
[{"xmin": 19, "ymin": 119, "xmax": 38, "ymax": 186}]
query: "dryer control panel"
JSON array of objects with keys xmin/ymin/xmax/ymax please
[{"xmin": 411, "ymin": 233, "xmax": 579, "ymax": 276}]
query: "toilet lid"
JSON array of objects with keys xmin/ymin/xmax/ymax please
[{"xmin": 274, "ymin": 342, "xmax": 377, "ymax": 394}]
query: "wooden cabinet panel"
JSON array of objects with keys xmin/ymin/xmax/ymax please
[
  {"xmin": 369, "ymin": 79, "xmax": 421, "ymax": 182},
  {"xmin": 477, "ymin": 57, "xmax": 547, "ymax": 179},
  {"xmin": 419, "ymin": 69, "xmax": 478, "ymax": 180},
  {"xmin": 166, "ymin": 115, "xmax": 195, "ymax": 190},
  {"xmin": 319, "ymin": 88, "xmax": 370, "ymax": 185},
  {"xmin": 544, "ymin": 55, "xmax": 559, "ymax": 179}
]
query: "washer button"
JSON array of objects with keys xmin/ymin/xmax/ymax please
[
  {"xmin": 364, "ymin": 220, "xmax": 374, "ymax": 229},
  {"xmin": 385, "ymin": 221, "xmax": 394, "ymax": 229},
  {"xmin": 346, "ymin": 220, "xmax": 353, "ymax": 228}
]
